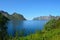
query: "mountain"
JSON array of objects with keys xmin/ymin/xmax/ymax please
[
  {"xmin": 10, "ymin": 13, "xmax": 26, "ymax": 20},
  {"xmin": 0, "ymin": 11, "xmax": 10, "ymax": 19},
  {"xmin": 0, "ymin": 11, "xmax": 26, "ymax": 20},
  {"xmin": 33, "ymin": 15, "xmax": 60, "ymax": 20}
]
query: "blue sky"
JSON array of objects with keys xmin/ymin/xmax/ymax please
[{"xmin": 0, "ymin": 0, "xmax": 60, "ymax": 20}]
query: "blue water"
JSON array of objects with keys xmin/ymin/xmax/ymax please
[{"xmin": 7, "ymin": 20, "xmax": 48, "ymax": 36}]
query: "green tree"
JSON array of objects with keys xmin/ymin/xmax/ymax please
[{"xmin": 0, "ymin": 13, "xmax": 9, "ymax": 40}]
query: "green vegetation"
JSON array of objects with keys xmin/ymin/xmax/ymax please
[{"xmin": 0, "ymin": 13, "xmax": 9, "ymax": 40}]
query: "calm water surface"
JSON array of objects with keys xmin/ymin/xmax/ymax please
[{"xmin": 7, "ymin": 20, "xmax": 48, "ymax": 36}]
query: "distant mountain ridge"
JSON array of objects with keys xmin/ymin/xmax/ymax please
[
  {"xmin": 0, "ymin": 11, "xmax": 26, "ymax": 20},
  {"xmin": 33, "ymin": 15, "xmax": 60, "ymax": 20},
  {"xmin": 1, "ymin": 10, "xmax": 60, "ymax": 20}
]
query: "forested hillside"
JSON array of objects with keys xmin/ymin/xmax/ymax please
[{"xmin": 0, "ymin": 13, "xmax": 9, "ymax": 40}]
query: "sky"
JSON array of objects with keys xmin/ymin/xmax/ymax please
[{"xmin": 0, "ymin": 0, "xmax": 60, "ymax": 20}]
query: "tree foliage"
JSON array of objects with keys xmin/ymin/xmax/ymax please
[{"xmin": 0, "ymin": 13, "xmax": 9, "ymax": 40}]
